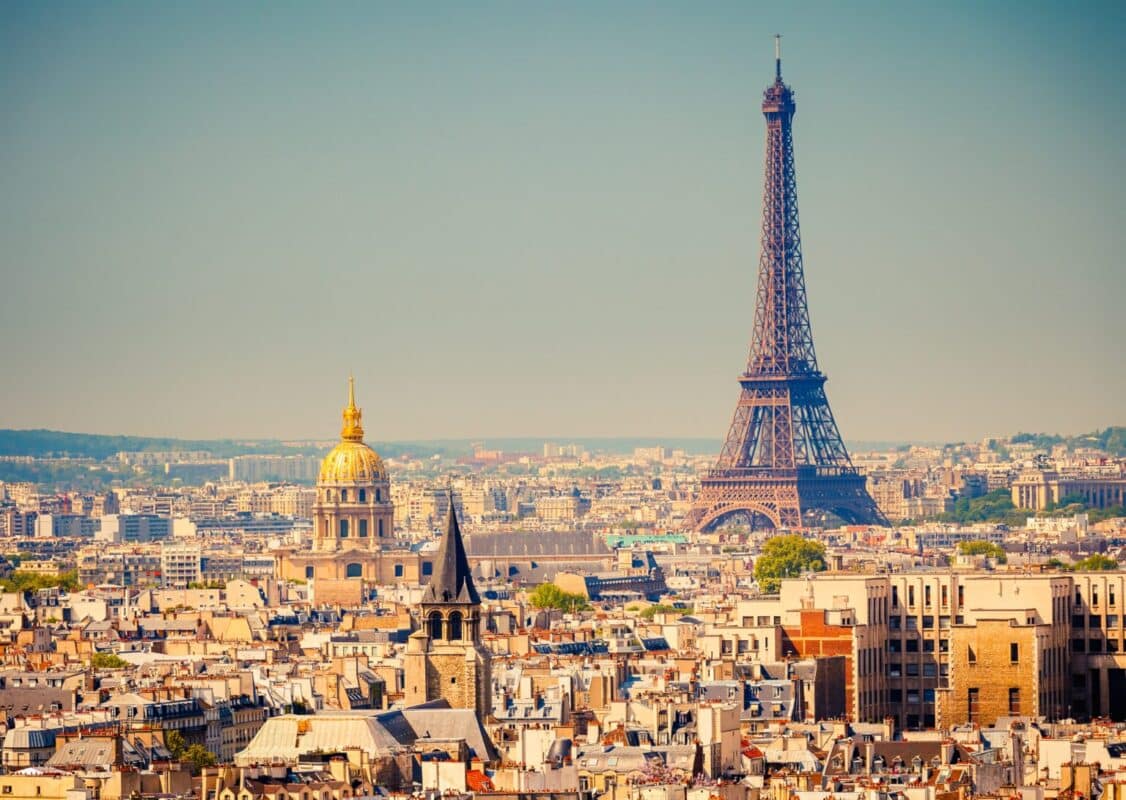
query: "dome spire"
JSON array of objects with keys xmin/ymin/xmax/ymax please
[{"xmin": 341, "ymin": 374, "xmax": 364, "ymax": 442}]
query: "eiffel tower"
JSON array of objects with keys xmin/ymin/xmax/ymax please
[{"xmin": 689, "ymin": 38, "xmax": 885, "ymax": 532}]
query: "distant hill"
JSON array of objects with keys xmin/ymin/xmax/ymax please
[
  {"xmin": 1, "ymin": 427, "xmax": 1120, "ymax": 462},
  {"xmin": 0, "ymin": 429, "xmax": 322, "ymax": 460},
  {"xmin": 1011, "ymin": 426, "xmax": 1126, "ymax": 457}
]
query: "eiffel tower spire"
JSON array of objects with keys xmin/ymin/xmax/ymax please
[{"xmin": 688, "ymin": 43, "xmax": 885, "ymax": 531}]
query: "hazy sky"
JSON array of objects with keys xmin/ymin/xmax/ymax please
[{"xmin": 2, "ymin": 1, "xmax": 1123, "ymax": 443}]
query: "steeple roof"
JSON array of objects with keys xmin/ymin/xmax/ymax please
[
  {"xmin": 341, "ymin": 374, "xmax": 364, "ymax": 442},
  {"xmin": 422, "ymin": 499, "xmax": 480, "ymax": 606}
]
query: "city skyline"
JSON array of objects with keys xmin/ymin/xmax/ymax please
[{"xmin": 2, "ymin": 2, "xmax": 1124, "ymax": 442}]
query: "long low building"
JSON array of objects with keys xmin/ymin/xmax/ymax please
[{"xmin": 235, "ymin": 703, "xmax": 497, "ymax": 766}]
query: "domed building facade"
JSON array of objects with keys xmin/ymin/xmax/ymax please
[
  {"xmin": 311, "ymin": 377, "xmax": 394, "ymax": 552},
  {"xmin": 276, "ymin": 379, "xmax": 426, "ymax": 603}
]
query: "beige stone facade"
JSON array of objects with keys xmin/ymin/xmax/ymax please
[{"xmin": 938, "ymin": 618, "xmax": 1055, "ymax": 726}]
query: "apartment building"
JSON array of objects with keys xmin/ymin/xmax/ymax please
[{"xmin": 763, "ymin": 572, "xmax": 1080, "ymax": 729}]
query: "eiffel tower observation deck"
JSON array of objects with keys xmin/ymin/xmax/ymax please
[{"xmin": 689, "ymin": 38, "xmax": 886, "ymax": 532}]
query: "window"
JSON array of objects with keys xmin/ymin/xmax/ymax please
[
  {"xmin": 906, "ymin": 638, "xmax": 919, "ymax": 652},
  {"xmin": 907, "ymin": 690, "xmax": 920, "ymax": 704},
  {"xmin": 1090, "ymin": 639, "xmax": 1103, "ymax": 652},
  {"xmin": 376, "ymin": 488, "xmax": 381, "ymax": 502},
  {"xmin": 378, "ymin": 519, "xmax": 384, "ymax": 538},
  {"xmin": 890, "ymin": 616, "xmax": 902, "ymax": 631},
  {"xmin": 1072, "ymin": 638, "xmax": 1086, "ymax": 652},
  {"xmin": 924, "ymin": 688, "xmax": 936, "ymax": 703},
  {"xmin": 346, "ymin": 563, "xmax": 363, "ymax": 579},
  {"xmin": 888, "ymin": 663, "xmax": 902, "ymax": 677},
  {"xmin": 448, "ymin": 611, "xmax": 463, "ymax": 640},
  {"xmin": 422, "ymin": 561, "xmax": 433, "ymax": 576},
  {"xmin": 359, "ymin": 489, "xmax": 366, "ymax": 503},
  {"xmin": 305, "ymin": 566, "xmax": 314, "ymax": 580},
  {"xmin": 968, "ymin": 688, "xmax": 980, "ymax": 722},
  {"xmin": 923, "ymin": 639, "xmax": 935, "ymax": 653},
  {"xmin": 922, "ymin": 615, "xmax": 934, "ymax": 629},
  {"xmin": 923, "ymin": 663, "xmax": 937, "ymax": 677},
  {"xmin": 941, "ymin": 586, "xmax": 948, "ymax": 607},
  {"xmin": 428, "ymin": 611, "xmax": 442, "ymax": 640},
  {"xmin": 1011, "ymin": 643, "xmax": 1019, "ymax": 663},
  {"xmin": 1108, "ymin": 615, "xmax": 1120, "ymax": 628},
  {"xmin": 892, "ymin": 586, "xmax": 899, "ymax": 607},
  {"xmin": 1112, "ymin": 586, "xmax": 1117, "ymax": 606},
  {"xmin": 906, "ymin": 663, "xmax": 919, "ymax": 677},
  {"xmin": 1091, "ymin": 615, "xmax": 1103, "ymax": 627},
  {"xmin": 925, "ymin": 586, "xmax": 932, "ymax": 607},
  {"xmin": 359, "ymin": 519, "xmax": 368, "ymax": 537},
  {"xmin": 1009, "ymin": 688, "xmax": 1021, "ymax": 714},
  {"xmin": 394, "ymin": 563, "xmax": 404, "ymax": 578},
  {"xmin": 908, "ymin": 586, "xmax": 915, "ymax": 607},
  {"xmin": 890, "ymin": 689, "xmax": 903, "ymax": 702},
  {"xmin": 958, "ymin": 585, "xmax": 964, "ymax": 608},
  {"xmin": 888, "ymin": 640, "xmax": 902, "ymax": 653},
  {"xmin": 341, "ymin": 490, "xmax": 347, "ymax": 502},
  {"xmin": 339, "ymin": 519, "xmax": 349, "ymax": 538},
  {"xmin": 968, "ymin": 646, "xmax": 976, "ymax": 663}
]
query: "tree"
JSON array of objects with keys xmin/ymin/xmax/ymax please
[
  {"xmin": 935, "ymin": 489, "xmax": 1024, "ymax": 526},
  {"xmin": 0, "ymin": 570, "xmax": 81, "ymax": 593},
  {"xmin": 91, "ymin": 652, "xmax": 128, "ymax": 669},
  {"xmin": 165, "ymin": 730, "xmax": 186, "ymax": 759},
  {"xmin": 1075, "ymin": 553, "xmax": 1118, "ymax": 571},
  {"xmin": 753, "ymin": 535, "xmax": 826, "ymax": 594},
  {"xmin": 182, "ymin": 744, "xmax": 217, "ymax": 773},
  {"xmin": 957, "ymin": 540, "xmax": 1007, "ymax": 563},
  {"xmin": 637, "ymin": 604, "xmax": 691, "ymax": 620},
  {"xmin": 527, "ymin": 583, "xmax": 591, "ymax": 612}
]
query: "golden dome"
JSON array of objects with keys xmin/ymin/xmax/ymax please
[{"xmin": 318, "ymin": 377, "xmax": 387, "ymax": 484}]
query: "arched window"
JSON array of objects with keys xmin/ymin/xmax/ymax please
[
  {"xmin": 346, "ymin": 563, "xmax": 363, "ymax": 579},
  {"xmin": 427, "ymin": 611, "xmax": 442, "ymax": 640},
  {"xmin": 359, "ymin": 489, "xmax": 366, "ymax": 503},
  {"xmin": 339, "ymin": 519, "xmax": 349, "ymax": 538},
  {"xmin": 448, "ymin": 611, "xmax": 463, "ymax": 641},
  {"xmin": 340, "ymin": 489, "xmax": 348, "ymax": 502},
  {"xmin": 359, "ymin": 519, "xmax": 368, "ymax": 537}
]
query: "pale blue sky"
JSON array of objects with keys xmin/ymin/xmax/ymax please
[{"xmin": 1, "ymin": 1, "xmax": 1123, "ymax": 442}]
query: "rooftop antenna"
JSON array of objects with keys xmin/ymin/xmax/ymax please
[{"xmin": 774, "ymin": 34, "xmax": 782, "ymax": 81}]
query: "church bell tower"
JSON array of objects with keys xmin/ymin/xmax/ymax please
[{"xmin": 404, "ymin": 500, "xmax": 491, "ymax": 721}]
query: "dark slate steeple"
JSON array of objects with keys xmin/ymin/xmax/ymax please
[{"xmin": 422, "ymin": 497, "xmax": 480, "ymax": 605}]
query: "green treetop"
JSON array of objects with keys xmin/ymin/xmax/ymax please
[
  {"xmin": 527, "ymin": 583, "xmax": 591, "ymax": 612},
  {"xmin": 753, "ymin": 535, "xmax": 827, "ymax": 594}
]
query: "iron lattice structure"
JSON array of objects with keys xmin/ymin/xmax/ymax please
[{"xmin": 689, "ymin": 47, "xmax": 886, "ymax": 532}]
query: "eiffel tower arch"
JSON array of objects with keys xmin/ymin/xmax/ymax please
[{"xmin": 688, "ymin": 39, "xmax": 886, "ymax": 532}]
